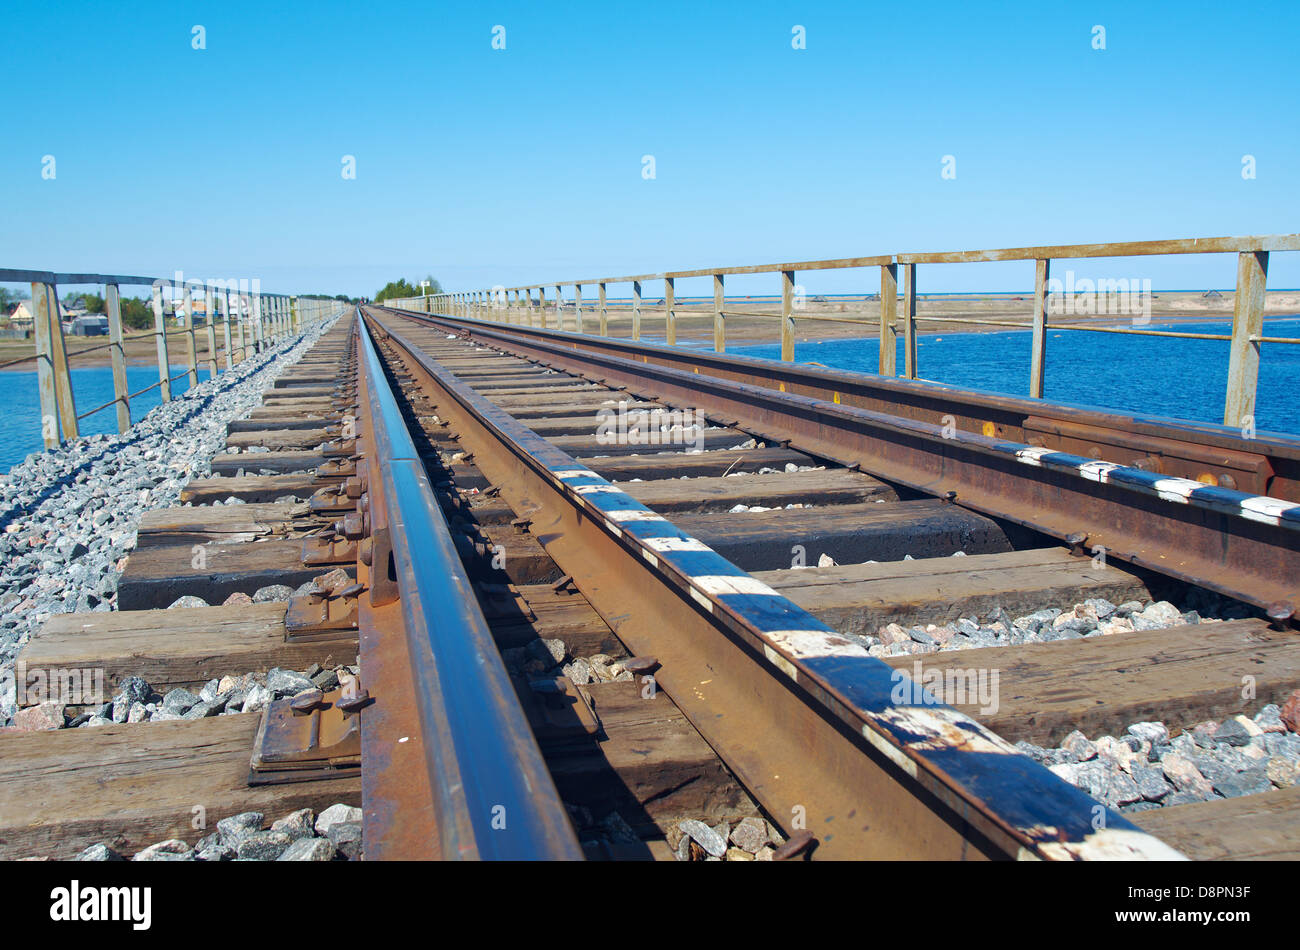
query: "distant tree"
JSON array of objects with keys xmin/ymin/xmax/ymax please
[
  {"xmin": 0, "ymin": 286, "xmax": 24, "ymax": 312},
  {"xmin": 374, "ymin": 279, "xmax": 418, "ymax": 303},
  {"xmin": 81, "ymin": 292, "xmax": 106, "ymax": 314},
  {"xmin": 375, "ymin": 276, "xmax": 442, "ymax": 303},
  {"xmin": 120, "ymin": 296, "xmax": 154, "ymax": 330}
]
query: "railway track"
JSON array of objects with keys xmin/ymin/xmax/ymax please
[{"xmin": 2, "ymin": 305, "xmax": 1298, "ymax": 861}]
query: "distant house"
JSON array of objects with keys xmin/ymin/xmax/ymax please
[
  {"xmin": 8, "ymin": 298, "xmax": 68, "ymax": 332},
  {"xmin": 71, "ymin": 314, "xmax": 110, "ymax": 336}
]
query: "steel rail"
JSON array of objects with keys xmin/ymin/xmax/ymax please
[
  {"xmin": 355, "ymin": 311, "xmax": 583, "ymax": 861},
  {"xmin": 362, "ymin": 306, "xmax": 1186, "ymax": 861},
  {"xmin": 384, "ymin": 309, "xmax": 1300, "ymax": 618},
  {"xmin": 383, "ymin": 308, "xmax": 1300, "ymax": 501}
]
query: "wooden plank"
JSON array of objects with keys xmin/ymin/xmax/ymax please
[
  {"xmin": 576, "ymin": 446, "xmax": 817, "ymax": 481},
  {"xmin": 500, "ymin": 399, "xmax": 663, "ymax": 420},
  {"xmin": 673, "ymin": 499, "xmax": 1014, "ymax": 571},
  {"xmin": 135, "ymin": 501, "xmax": 323, "ymax": 547},
  {"xmin": 262, "ymin": 387, "xmax": 335, "ymax": 400},
  {"xmin": 1030, "ymin": 258, "xmax": 1050, "ymax": 399},
  {"xmin": 542, "ymin": 679, "xmax": 758, "ymax": 834},
  {"xmin": 896, "ymin": 234, "xmax": 1300, "ymax": 265},
  {"xmin": 546, "ymin": 427, "xmax": 752, "ymax": 458},
  {"xmin": 1132, "ymin": 786, "xmax": 1300, "ymax": 860},
  {"xmin": 230, "ymin": 414, "xmax": 338, "ymax": 432},
  {"xmin": 227, "ymin": 428, "xmax": 331, "ymax": 450},
  {"xmin": 625, "ymin": 469, "xmax": 895, "ymax": 514},
  {"xmin": 18, "ymin": 604, "xmax": 356, "ymax": 697},
  {"xmin": 882, "ymin": 618, "xmax": 1297, "ymax": 746},
  {"xmin": 117, "ymin": 539, "xmax": 336, "ymax": 610},
  {"xmin": 0, "ymin": 715, "xmax": 360, "ymax": 860},
  {"xmin": 180, "ymin": 474, "xmax": 325, "ymax": 504},
  {"xmin": 1224, "ymin": 250, "xmax": 1268, "ymax": 427},
  {"xmin": 211, "ymin": 451, "xmax": 327, "ymax": 475},
  {"xmin": 757, "ymin": 548, "xmax": 1149, "ymax": 636}
]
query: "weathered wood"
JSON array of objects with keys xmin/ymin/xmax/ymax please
[
  {"xmin": 231, "ymin": 413, "xmax": 337, "ymax": 431},
  {"xmin": 1132, "ymin": 785, "xmax": 1300, "ymax": 860},
  {"xmin": 547, "ymin": 427, "xmax": 751, "ymax": 458},
  {"xmin": 181, "ymin": 473, "xmax": 325, "ymax": 504},
  {"xmin": 672, "ymin": 499, "xmax": 1015, "ymax": 571},
  {"xmin": 883, "ymin": 619, "xmax": 1296, "ymax": 745},
  {"xmin": 211, "ymin": 450, "xmax": 328, "ymax": 475},
  {"xmin": 501, "ymin": 398, "xmax": 664, "ymax": 420},
  {"xmin": 0, "ymin": 715, "xmax": 360, "ymax": 859},
  {"xmin": 625, "ymin": 469, "xmax": 895, "ymax": 513},
  {"xmin": 18, "ymin": 604, "xmax": 356, "ymax": 697},
  {"xmin": 576, "ymin": 446, "xmax": 817, "ymax": 481},
  {"xmin": 542, "ymin": 679, "xmax": 758, "ymax": 835},
  {"xmin": 135, "ymin": 501, "xmax": 322, "ymax": 547},
  {"xmin": 1224, "ymin": 250, "xmax": 1268, "ymax": 428},
  {"xmin": 117, "ymin": 539, "xmax": 340, "ymax": 610},
  {"xmin": 105, "ymin": 283, "xmax": 131, "ymax": 433},
  {"xmin": 30, "ymin": 281, "xmax": 59, "ymax": 448},
  {"xmin": 227, "ymin": 428, "xmax": 331, "ymax": 451},
  {"xmin": 1030, "ymin": 258, "xmax": 1049, "ymax": 399},
  {"xmin": 757, "ymin": 548, "xmax": 1149, "ymax": 636},
  {"xmin": 488, "ymin": 584, "xmax": 627, "ymax": 657},
  {"xmin": 879, "ymin": 263, "xmax": 898, "ymax": 375}
]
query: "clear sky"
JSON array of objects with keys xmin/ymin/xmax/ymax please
[{"xmin": 2, "ymin": 0, "xmax": 1298, "ymax": 298}]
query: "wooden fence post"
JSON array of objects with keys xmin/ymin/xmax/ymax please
[
  {"xmin": 221, "ymin": 289, "xmax": 234, "ymax": 370},
  {"xmin": 1224, "ymin": 250, "xmax": 1269, "ymax": 428},
  {"xmin": 204, "ymin": 286, "xmax": 218, "ymax": 378},
  {"xmin": 1030, "ymin": 259, "xmax": 1050, "ymax": 399},
  {"xmin": 105, "ymin": 282, "xmax": 130, "ymax": 432},
  {"xmin": 41, "ymin": 283, "xmax": 80, "ymax": 440},
  {"xmin": 665, "ymin": 277, "xmax": 676, "ymax": 345},
  {"xmin": 632, "ymin": 280, "xmax": 641, "ymax": 340},
  {"xmin": 781, "ymin": 270, "xmax": 795, "ymax": 361},
  {"xmin": 152, "ymin": 283, "xmax": 172, "ymax": 402},
  {"xmin": 902, "ymin": 264, "xmax": 918, "ymax": 379},
  {"xmin": 879, "ymin": 263, "xmax": 898, "ymax": 375},
  {"xmin": 574, "ymin": 284, "xmax": 583, "ymax": 334},
  {"xmin": 599, "ymin": 283, "xmax": 608, "ymax": 336},
  {"xmin": 713, "ymin": 273, "xmax": 725, "ymax": 352},
  {"xmin": 183, "ymin": 286, "xmax": 199, "ymax": 388},
  {"xmin": 31, "ymin": 281, "xmax": 60, "ymax": 448}
]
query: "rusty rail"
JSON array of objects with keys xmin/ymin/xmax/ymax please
[
  {"xmin": 353, "ymin": 311, "xmax": 583, "ymax": 860},
  {"xmin": 383, "ymin": 234, "xmax": 1300, "ymax": 429}
]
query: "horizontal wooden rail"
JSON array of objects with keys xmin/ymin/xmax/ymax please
[{"xmin": 407, "ymin": 234, "xmax": 1300, "ymax": 431}]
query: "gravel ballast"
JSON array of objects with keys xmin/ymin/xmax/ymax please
[{"xmin": 0, "ymin": 315, "xmax": 341, "ymax": 725}]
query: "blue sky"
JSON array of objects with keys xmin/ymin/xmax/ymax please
[{"xmin": 2, "ymin": 0, "xmax": 1298, "ymax": 298}]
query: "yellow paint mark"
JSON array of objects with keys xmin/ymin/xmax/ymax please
[
  {"xmin": 779, "ymin": 382, "xmax": 786, "ymax": 393},
  {"xmin": 833, "ymin": 391, "xmax": 841, "ymax": 404},
  {"xmin": 694, "ymin": 366, "xmax": 699, "ymax": 373},
  {"xmin": 1196, "ymin": 472, "xmax": 1216, "ymax": 485},
  {"xmin": 982, "ymin": 421, "xmax": 996, "ymax": 438}
]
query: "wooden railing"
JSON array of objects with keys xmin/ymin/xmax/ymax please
[
  {"xmin": 386, "ymin": 235, "xmax": 1300, "ymax": 429},
  {"xmin": 0, "ymin": 269, "xmax": 346, "ymax": 448}
]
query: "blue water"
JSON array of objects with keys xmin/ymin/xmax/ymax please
[
  {"xmin": 730, "ymin": 318, "xmax": 1300, "ymax": 437},
  {"xmin": 0, "ymin": 365, "xmax": 213, "ymax": 472}
]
